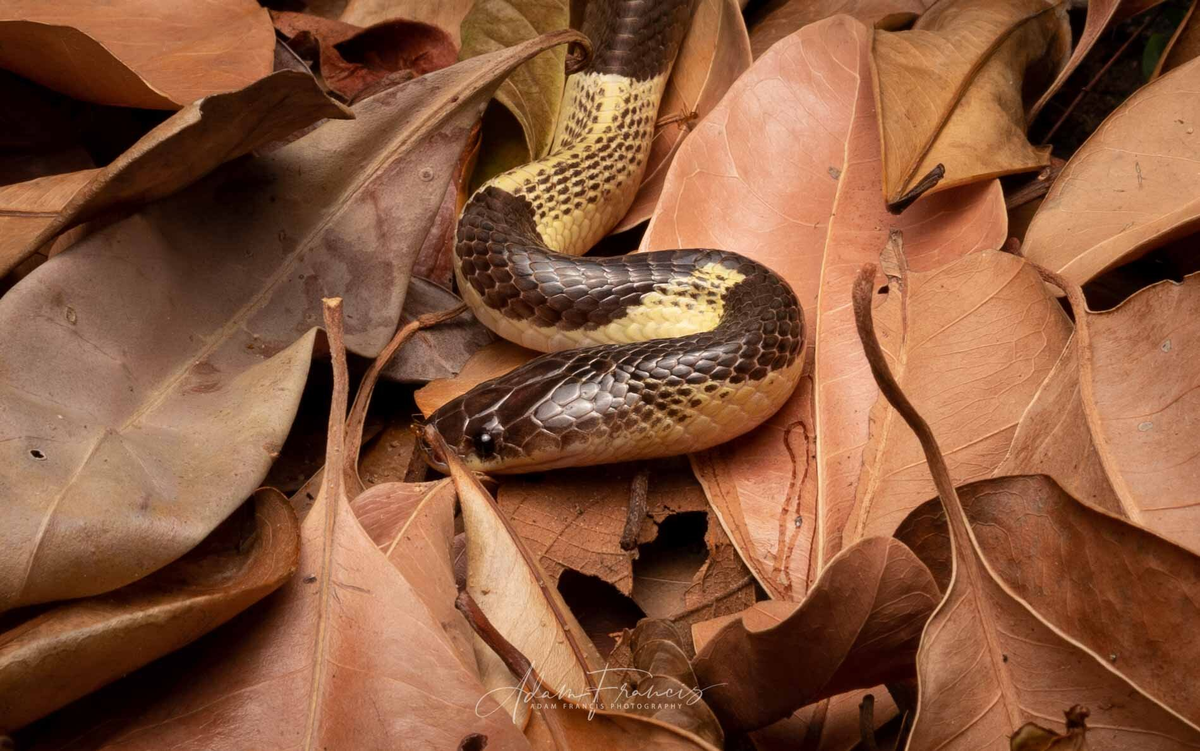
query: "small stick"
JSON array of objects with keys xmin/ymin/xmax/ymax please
[
  {"xmin": 620, "ymin": 465, "xmax": 651, "ymax": 551},
  {"xmin": 888, "ymin": 164, "xmax": 945, "ymax": 214},
  {"xmin": 859, "ymin": 694, "xmax": 880, "ymax": 751},
  {"xmin": 1041, "ymin": 9, "xmax": 1162, "ymax": 144},
  {"xmin": 1004, "ymin": 157, "xmax": 1066, "ymax": 210}
]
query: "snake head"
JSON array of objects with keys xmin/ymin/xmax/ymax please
[{"xmin": 417, "ymin": 403, "xmax": 509, "ymax": 474}]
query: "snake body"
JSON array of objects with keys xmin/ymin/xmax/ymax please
[{"xmin": 424, "ymin": 0, "xmax": 805, "ymax": 473}]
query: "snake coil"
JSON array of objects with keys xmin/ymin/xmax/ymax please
[{"xmin": 423, "ymin": 0, "xmax": 805, "ymax": 473}]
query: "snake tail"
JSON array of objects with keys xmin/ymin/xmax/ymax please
[{"xmin": 424, "ymin": 0, "xmax": 806, "ymax": 473}]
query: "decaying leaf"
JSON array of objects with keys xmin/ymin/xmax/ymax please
[
  {"xmin": 1064, "ymin": 271, "xmax": 1200, "ymax": 552},
  {"xmin": 0, "ymin": 488, "xmax": 299, "ymax": 732},
  {"xmin": 613, "ymin": 0, "xmax": 752, "ymax": 232},
  {"xmin": 842, "ymin": 246, "xmax": 1073, "ymax": 546},
  {"xmin": 0, "ymin": 71, "xmax": 351, "ymax": 277},
  {"xmin": 1011, "ymin": 706, "xmax": 1091, "ymax": 751},
  {"xmin": 459, "ymin": 0, "xmax": 571, "ymax": 178},
  {"xmin": 381, "ymin": 278, "xmax": 494, "ymax": 384},
  {"xmin": 746, "ymin": 0, "xmax": 931, "ymax": 59},
  {"xmin": 0, "ymin": 0, "xmax": 275, "ymax": 109},
  {"xmin": 0, "ymin": 30, "xmax": 585, "ymax": 612},
  {"xmin": 340, "ymin": 0, "xmax": 477, "ymax": 47},
  {"xmin": 642, "ymin": 15, "xmax": 1006, "ymax": 599},
  {"xmin": 851, "ymin": 266, "xmax": 1200, "ymax": 750},
  {"xmin": 743, "ymin": 688, "xmax": 900, "ymax": 751},
  {"xmin": 271, "ymin": 11, "xmax": 456, "ymax": 100},
  {"xmin": 691, "ymin": 537, "xmax": 937, "ymax": 732},
  {"xmin": 14, "ymin": 300, "xmax": 524, "ymax": 749},
  {"xmin": 871, "ymin": 0, "xmax": 1069, "ymax": 207},
  {"xmin": 1023, "ymin": 55, "xmax": 1200, "ymax": 285}
]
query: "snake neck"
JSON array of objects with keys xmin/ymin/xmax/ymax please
[{"xmin": 459, "ymin": 0, "xmax": 696, "ymax": 258}]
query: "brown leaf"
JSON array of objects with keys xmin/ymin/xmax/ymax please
[
  {"xmin": 1065, "ymin": 271, "xmax": 1200, "ymax": 552},
  {"xmin": 851, "ymin": 265, "xmax": 1200, "ymax": 750},
  {"xmin": 15, "ymin": 300, "xmax": 525, "ymax": 750},
  {"xmin": 0, "ymin": 488, "xmax": 299, "ymax": 732},
  {"xmin": 272, "ymin": 11, "xmax": 456, "ymax": 100},
  {"xmin": 495, "ymin": 461, "xmax": 756, "ymax": 655},
  {"xmin": 612, "ymin": 0, "xmax": 752, "ymax": 232},
  {"xmin": 349, "ymin": 478, "xmax": 449, "ymax": 547},
  {"xmin": 341, "ymin": 0, "xmax": 476, "ymax": 47},
  {"xmin": 0, "ymin": 0, "xmax": 275, "ymax": 109},
  {"xmin": 841, "ymin": 245, "xmax": 1074, "ymax": 546},
  {"xmin": 872, "ymin": 0, "xmax": 1069, "ymax": 206},
  {"xmin": 381, "ymin": 278, "xmax": 495, "ymax": 384},
  {"xmin": 1023, "ymin": 55, "xmax": 1200, "ymax": 285},
  {"xmin": 747, "ymin": 0, "xmax": 932, "ymax": 59},
  {"xmin": 691, "ymin": 537, "xmax": 937, "ymax": 732},
  {"xmin": 0, "ymin": 71, "xmax": 350, "ymax": 277},
  {"xmin": 441, "ymin": 429, "xmax": 607, "ymax": 724},
  {"xmin": 1030, "ymin": 0, "xmax": 1123, "ymax": 123},
  {"xmin": 415, "ymin": 339, "xmax": 538, "ymax": 416},
  {"xmin": 641, "ymin": 15, "xmax": 1006, "ymax": 599},
  {"xmin": 0, "ymin": 30, "xmax": 584, "ymax": 612},
  {"xmin": 745, "ymin": 689, "xmax": 900, "ymax": 751}
]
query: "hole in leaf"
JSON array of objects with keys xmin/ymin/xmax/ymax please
[
  {"xmin": 557, "ymin": 568, "xmax": 645, "ymax": 658},
  {"xmin": 29, "ymin": 449, "xmax": 46, "ymax": 461},
  {"xmin": 631, "ymin": 511, "xmax": 709, "ymax": 619}
]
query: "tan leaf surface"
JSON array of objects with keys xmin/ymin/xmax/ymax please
[
  {"xmin": 747, "ymin": 0, "xmax": 932, "ymax": 59},
  {"xmin": 692, "ymin": 537, "xmax": 937, "ymax": 732},
  {"xmin": 341, "ymin": 0, "xmax": 477, "ymax": 47},
  {"xmin": 0, "ymin": 31, "xmax": 583, "ymax": 612},
  {"xmin": 1023, "ymin": 56, "xmax": 1200, "ymax": 285},
  {"xmin": 415, "ymin": 339, "xmax": 538, "ymax": 416},
  {"xmin": 0, "ymin": 71, "xmax": 350, "ymax": 277},
  {"xmin": 16, "ymin": 301, "xmax": 524, "ymax": 750},
  {"xmin": 1070, "ymin": 272, "xmax": 1200, "ymax": 552},
  {"xmin": 459, "ymin": 0, "xmax": 570, "ymax": 175},
  {"xmin": 0, "ymin": 488, "xmax": 299, "ymax": 732},
  {"xmin": 612, "ymin": 0, "xmax": 752, "ymax": 232},
  {"xmin": 851, "ymin": 270, "xmax": 1200, "ymax": 751},
  {"xmin": 349, "ymin": 478, "xmax": 449, "ymax": 547},
  {"xmin": 744, "ymin": 689, "xmax": 899, "ymax": 751},
  {"xmin": 271, "ymin": 11, "xmax": 456, "ymax": 100},
  {"xmin": 843, "ymin": 248, "xmax": 1073, "ymax": 546},
  {"xmin": 641, "ymin": 15, "xmax": 1006, "ymax": 599},
  {"xmin": 872, "ymin": 0, "xmax": 1068, "ymax": 206},
  {"xmin": 0, "ymin": 0, "xmax": 275, "ymax": 109}
]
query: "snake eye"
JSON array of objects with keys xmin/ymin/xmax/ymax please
[{"xmin": 473, "ymin": 431, "xmax": 497, "ymax": 459}]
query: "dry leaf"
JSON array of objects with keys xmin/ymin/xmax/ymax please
[
  {"xmin": 871, "ymin": 0, "xmax": 1069, "ymax": 206},
  {"xmin": 16, "ymin": 300, "xmax": 525, "ymax": 750},
  {"xmin": 612, "ymin": 0, "xmax": 752, "ymax": 232},
  {"xmin": 641, "ymin": 15, "xmax": 1006, "ymax": 599},
  {"xmin": 691, "ymin": 537, "xmax": 937, "ymax": 732},
  {"xmin": 1066, "ymin": 271, "xmax": 1200, "ymax": 552},
  {"xmin": 1023, "ymin": 55, "xmax": 1200, "ymax": 285},
  {"xmin": 0, "ymin": 0, "xmax": 275, "ymax": 109},
  {"xmin": 747, "ymin": 0, "xmax": 931, "ymax": 59},
  {"xmin": 272, "ymin": 11, "xmax": 456, "ymax": 100},
  {"xmin": 1011, "ymin": 706, "xmax": 1091, "ymax": 751},
  {"xmin": 1156, "ymin": 0, "xmax": 1200, "ymax": 78},
  {"xmin": 0, "ymin": 31, "xmax": 584, "ymax": 612},
  {"xmin": 1029, "ymin": 0, "xmax": 1122, "ymax": 122},
  {"xmin": 851, "ymin": 266, "xmax": 1200, "ymax": 751},
  {"xmin": 0, "ymin": 488, "xmax": 299, "ymax": 732},
  {"xmin": 459, "ymin": 0, "xmax": 570, "ymax": 177},
  {"xmin": 341, "ymin": 0, "xmax": 477, "ymax": 47},
  {"xmin": 381, "ymin": 278, "xmax": 495, "ymax": 384},
  {"xmin": 0, "ymin": 71, "xmax": 350, "ymax": 277},
  {"xmin": 746, "ymin": 689, "xmax": 900, "ymax": 751},
  {"xmin": 842, "ymin": 247, "xmax": 1073, "ymax": 546},
  {"xmin": 415, "ymin": 339, "xmax": 538, "ymax": 416},
  {"xmin": 349, "ymin": 478, "xmax": 449, "ymax": 547}
]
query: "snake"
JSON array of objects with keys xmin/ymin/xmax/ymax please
[{"xmin": 421, "ymin": 0, "xmax": 805, "ymax": 474}]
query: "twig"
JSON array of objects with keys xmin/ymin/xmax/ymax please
[
  {"xmin": 619, "ymin": 465, "xmax": 651, "ymax": 551},
  {"xmin": 344, "ymin": 303, "xmax": 466, "ymax": 482},
  {"xmin": 1004, "ymin": 157, "xmax": 1067, "ymax": 211},
  {"xmin": 888, "ymin": 164, "xmax": 945, "ymax": 214},
  {"xmin": 1041, "ymin": 9, "xmax": 1163, "ymax": 145},
  {"xmin": 455, "ymin": 590, "xmax": 571, "ymax": 746},
  {"xmin": 859, "ymin": 694, "xmax": 880, "ymax": 751}
]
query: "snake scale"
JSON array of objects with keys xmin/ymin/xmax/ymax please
[{"xmin": 422, "ymin": 0, "xmax": 805, "ymax": 473}]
